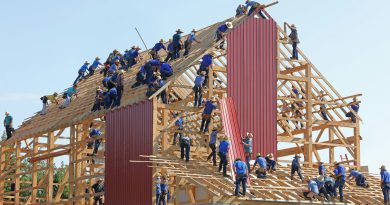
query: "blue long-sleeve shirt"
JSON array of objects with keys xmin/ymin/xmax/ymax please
[
  {"xmin": 91, "ymin": 60, "xmax": 103, "ymax": 69},
  {"xmin": 152, "ymin": 43, "xmax": 166, "ymax": 52},
  {"xmin": 253, "ymin": 157, "xmax": 267, "ymax": 168},
  {"xmin": 79, "ymin": 64, "xmax": 89, "ymax": 73},
  {"xmin": 194, "ymin": 75, "xmax": 205, "ymax": 87}
]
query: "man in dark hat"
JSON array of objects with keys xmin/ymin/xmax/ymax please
[
  {"xmin": 289, "ymin": 24, "xmax": 300, "ymax": 60},
  {"xmin": 183, "ymin": 29, "xmax": 201, "ymax": 57},
  {"xmin": 291, "ymin": 154, "xmax": 303, "ymax": 181},
  {"xmin": 172, "ymin": 29, "xmax": 184, "ymax": 59}
]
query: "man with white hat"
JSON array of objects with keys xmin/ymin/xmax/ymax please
[
  {"xmin": 315, "ymin": 175, "xmax": 330, "ymax": 201},
  {"xmin": 73, "ymin": 61, "xmax": 90, "ymax": 85},
  {"xmin": 302, "ymin": 176, "xmax": 319, "ymax": 200},
  {"xmin": 3, "ymin": 112, "xmax": 14, "ymax": 140},
  {"xmin": 347, "ymin": 167, "xmax": 369, "ymax": 188},
  {"xmin": 215, "ymin": 22, "xmax": 233, "ymax": 49},
  {"xmin": 193, "ymin": 71, "xmax": 206, "ymax": 107},
  {"xmin": 380, "ymin": 165, "xmax": 390, "ymax": 204},
  {"xmin": 333, "ymin": 161, "xmax": 346, "ymax": 202},
  {"xmin": 288, "ymin": 24, "xmax": 300, "ymax": 60},
  {"xmin": 183, "ymin": 29, "xmax": 201, "ymax": 57}
]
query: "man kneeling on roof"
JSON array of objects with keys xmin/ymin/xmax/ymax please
[
  {"xmin": 40, "ymin": 92, "xmax": 58, "ymax": 115},
  {"xmin": 60, "ymin": 85, "xmax": 78, "ymax": 109},
  {"xmin": 348, "ymin": 167, "xmax": 369, "ymax": 188},
  {"xmin": 265, "ymin": 153, "xmax": 277, "ymax": 172},
  {"xmin": 302, "ymin": 176, "xmax": 319, "ymax": 201},
  {"xmin": 252, "ymin": 153, "xmax": 267, "ymax": 178}
]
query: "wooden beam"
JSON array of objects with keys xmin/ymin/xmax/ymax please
[
  {"xmin": 279, "ymin": 64, "xmax": 308, "ymax": 75},
  {"xmin": 29, "ymin": 149, "xmax": 70, "ymax": 163},
  {"xmin": 277, "ymin": 74, "xmax": 307, "ymax": 82},
  {"xmin": 46, "ymin": 132, "xmax": 55, "ymax": 203}
]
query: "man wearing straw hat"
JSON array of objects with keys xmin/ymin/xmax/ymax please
[
  {"xmin": 333, "ymin": 161, "xmax": 346, "ymax": 202},
  {"xmin": 73, "ymin": 61, "xmax": 90, "ymax": 85},
  {"xmin": 265, "ymin": 153, "xmax": 276, "ymax": 172},
  {"xmin": 301, "ymin": 176, "xmax": 319, "ymax": 200},
  {"xmin": 215, "ymin": 22, "xmax": 233, "ymax": 49},
  {"xmin": 347, "ymin": 167, "xmax": 369, "ymax": 188},
  {"xmin": 315, "ymin": 175, "xmax": 330, "ymax": 201},
  {"xmin": 234, "ymin": 158, "xmax": 248, "ymax": 197},
  {"xmin": 207, "ymin": 126, "xmax": 222, "ymax": 166},
  {"xmin": 380, "ymin": 165, "xmax": 390, "ymax": 204},
  {"xmin": 288, "ymin": 24, "xmax": 300, "ymax": 60},
  {"xmin": 151, "ymin": 39, "xmax": 167, "ymax": 60},
  {"xmin": 252, "ymin": 153, "xmax": 267, "ymax": 178},
  {"xmin": 218, "ymin": 135, "xmax": 230, "ymax": 177},
  {"xmin": 245, "ymin": 0, "xmax": 267, "ymax": 19},
  {"xmin": 193, "ymin": 71, "xmax": 206, "ymax": 107},
  {"xmin": 183, "ymin": 29, "xmax": 201, "ymax": 57},
  {"xmin": 88, "ymin": 57, "xmax": 103, "ymax": 77},
  {"xmin": 172, "ymin": 29, "xmax": 184, "ymax": 59}
]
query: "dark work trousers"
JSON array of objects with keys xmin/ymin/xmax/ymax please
[
  {"xmin": 156, "ymin": 193, "xmax": 161, "ymax": 205},
  {"xmin": 116, "ymin": 85, "xmax": 123, "ymax": 107},
  {"xmin": 158, "ymin": 194, "xmax": 166, "ymax": 205},
  {"xmin": 200, "ymin": 116, "xmax": 211, "ymax": 133},
  {"xmin": 291, "ymin": 167, "xmax": 303, "ymax": 180},
  {"xmin": 88, "ymin": 67, "xmax": 95, "ymax": 77},
  {"xmin": 91, "ymin": 100, "xmax": 102, "ymax": 112},
  {"xmin": 73, "ymin": 71, "xmax": 85, "ymax": 85},
  {"xmin": 334, "ymin": 179, "xmax": 345, "ymax": 201},
  {"xmin": 93, "ymin": 197, "xmax": 103, "ymax": 205},
  {"xmin": 383, "ymin": 183, "xmax": 390, "ymax": 204},
  {"xmin": 183, "ymin": 41, "xmax": 192, "ymax": 56},
  {"xmin": 267, "ymin": 160, "xmax": 276, "ymax": 171},
  {"xmin": 319, "ymin": 186, "xmax": 330, "ymax": 201},
  {"xmin": 5, "ymin": 125, "xmax": 13, "ymax": 139},
  {"xmin": 164, "ymin": 52, "xmax": 174, "ymax": 62},
  {"xmin": 245, "ymin": 153, "xmax": 251, "ymax": 172},
  {"xmin": 159, "ymin": 90, "xmax": 168, "ymax": 104},
  {"xmin": 207, "ymin": 143, "xmax": 217, "ymax": 165},
  {"xmin": 161, "ymin": 72, "xmax": 173, "ymax": 80},
  {"xmin": 215, "ymin": 31, "xmax": 225, "ymax": 49},
  {"xmin": 218, "ymin": 152, "xmax": 228, "ymax": 176},
  {"xmin": 325, "ymin": 182, "xmax": 334, "ymax": 197},
  {"xmin": 321, "ymin": 111, "xmax": 329, "ymax": 120},
  {"xmin": 180, "ymin": 143, "xmax": 190, "ymax": 162},
  {"xmin": 193, "ymin": 86, "xmax": 203, "ymax": 107},
  {"xmin": 235, "ymin": 176, "xmax": 247, "ymax": 196},
  {"xmin": 346, "ymin": 112, "xmax": 357, "ymax": 123},
  {"xmin": 173, "ymin": 43, "xmax": 181, "ymax": 59},
  {"xmin": 173, "ymin": 127, "xmax": 183, "ymax": 145},
  {"xmin": 292, "ymin": 42, "xmax": 298, "ymax": 59},
  {"xmin": 93, "ymin": 139, "xmax": 101, "ymax": 155},
  {"xmin": 356, "ymin": 175, "xmax": 366, "ymax": 187}
]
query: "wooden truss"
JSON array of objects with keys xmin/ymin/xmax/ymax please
[{"xmin": 0, "ymin": 14, "xmax": 377, "ymax": 205}]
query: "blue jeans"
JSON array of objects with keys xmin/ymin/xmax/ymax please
[
  {"xmin": 157, "ymin": 194, "xmax": 166, "ymax": 205},
  {"xmin": 245, "ymin": 153, "xmax": 251, "ymax": 172},
  {"xmin": 73, "ymin": 71, "xmax": 85, "ymax": 85},
  {"xmin": 173, "ymin": 127, "xmax": 183, "ymax": 145},
  {"xmin": 93, "ymin": 140, "xmax": 101, "ymax": 155},
  {"xmin": 180, "ymin": 143, "xmax": 190, "ymax": 161},
  {"xmin": 292, "ymin": 42, "xmax": 298, "ymax": 59},
  {"xmin": 218, "ymin": 152, "xmax": 228, "ymax": 176},
  {"xmin": 235, "ymin": 176, "xmax": 247, "ymax": 196},
  {"xmin": 356, "ymin": 175, "xmax": 366, "ymax": 187},
  {"xmin": 334, "ymin": 179, "xmax": 345, "ymax": 200},
  {"xmin": 383, "ymin": 183, "xmax": 390, "ymax": 204}
]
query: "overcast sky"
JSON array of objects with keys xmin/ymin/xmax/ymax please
[{"xmin": 0, "ymin": 0, "xmax": 389, "ymax": 172}]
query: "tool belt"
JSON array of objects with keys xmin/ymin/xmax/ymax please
[{"xmin": 202, "ymin": 114, "xmax": 211, "ymax": 119}]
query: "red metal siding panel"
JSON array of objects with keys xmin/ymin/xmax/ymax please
[
  {"xmin": 220, "ymin": 98, "xmax": 250, "ymax": 184},
  {"xmin": 227, "ymin": 15, "xmax": 277, "ymax": 158},
  {"xmin": 105, "ymin": 101, "xmax": 153, "ymax": 205}
]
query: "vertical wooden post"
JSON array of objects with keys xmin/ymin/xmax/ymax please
[
  {"xmin": 354, "ymin": 122, "xmax": 361, "ymax": 167},
  {"xmin": 329, "ymin": 127, "xmax": 334, "ymax": 164},
  {"xmin": 14, "ymin": 142, "xmax": 21, "ymax": 204},
  {"xmin": 68, "ymin": 125, "xmax": 76, "ymax": 205},
  {"xmin": 0, "ymin": 146, "xmax": 5, "ymax": 205},
  {"xmin": 31, "ymin": 137, "xmax": 39, "ymax": 203},
  {"xmin": 304, "ymin": 64, "xmax": 313, "ymax": 166},
  {"xmin": 162, "ymin": 108, "xmax": 168, "ymax": 152},
  {"xmin": 47, "ymin": 132, "xmax": 55, "ymax": 203}
]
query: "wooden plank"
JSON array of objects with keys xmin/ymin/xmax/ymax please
[{"xmin": 279, "ymin": 64, "xmax": 308, "ymax": 75}]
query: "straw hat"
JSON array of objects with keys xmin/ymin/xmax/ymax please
[
  {"xmin": 85, "ymin": 61, "xmax": 90, "ymax": 65},
  {"xmin": 317, "ymin": 175, "xmax": 324, "ymax": 182},
  {"xmin": 200, "ymin": 71, "xmax": 206, "ymax": 76},
  {"xmin": 225, "ymin": 22, "xmax": 233, "ymax": 29},
  {"xmin": 256, "ymin": 153, "xmax": 262, "ymax": 158},
  {"xmin": 95, "ymin": 57, "xmax": 100, "ymax": 60},
  {"xmin": 291, "ymin": 24, "xmax": 297, "ymax": 29},
  {"xmin": 380, "ymin": 165, "xmax": 386, "ymax": 170},
  {"xmin": 159, "ymin": 39, "xmax": 164, "ymax": 43}
]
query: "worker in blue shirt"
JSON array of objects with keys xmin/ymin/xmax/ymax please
[
  {"xmin": 150, "ymin": 39, "xmax": 167, "ymax": 59},
  {"xmin": 347, "ymin": 168, "xmax": 369, "ymax": 188},
  {"xmin": 207, "ymin": 126, "xmax": 222, "ymax": 166},
  {"xmin": 346, "ymin": 97, "xmax": 360, "ymax": 123},
  {"xmin": 324, "ymin": 176, "xmax": 335, "ymax": 197},
  {"xmin": 183, "ymin": 29, "xmax": 201, "ymax": 56},
  {"xmin": 160, "ymin": 62, "xmax": 173, "ymax": 80},
  {"xmin": 159, "ymin": 175, "xmax": 169, "ymax": 205},
  {"xmin": 302, "ymin": 176, "xmax": 319, "ymax": 200},
  {"xmin": 291, "ymin": 154, "xmax": 303, "ymax": 181},
  {"xmin": 245, "ymin": 0, "xmax": 266, "ymax": 19},
  {"xmin": 91, "ymin": 88, "xmax": 104, "ymax": 112},
  {"xmin": 89, "ymin": 126, "xmax": 102, "ymax": 155},
  {"xmin": 252, "ymin": 153, "xmax": 267, "ymax": 178},
  {"xmin": 128, "ymin": 46, "xmax": 142, "ymax": 67},
  {"xmin": 87, "ymin": 57, "xmax": 102, "ymax": 77},
  {"xmin": 155, "ymin": 174, "xmax": 162, "ymax": 205},
  {"xmin": 215, "ymin": 22, "xmax": 233, "ymax": 49},
  {"xmin": 380, "ymin": 165, "xmax": 390, "ymax": 204},
  {"xmin": 73, "ymin": 61, "xmax": 90, "ymax": 85},
  {"xmin": 318, "ymin": 162, "xmax": 326, "ymax": 176},
  {"xmin": 241, "ymin": 132, "xmax": 253, "ymax": 171},
  {"xmin": 236, "ymin": 4, "xmax": 247, "ymax": 17},
  {"xmin": 172, "ymin": 112, "xmax": 183, "ymax": 145},
  {"xmin": 200, "ymin": 98, "xmax": 217, "ymax": 133},
  {"xmin": 315, "ymin": 175, "xmax": 330, "ymax": 201},
  {"xmin": 105, "ymin": 87, "xmax": 117, "ymax": 109},
  {"xmin": 132, "ymin": 65, "xmax": 147, "ymax": 88},
  {"xmin": 164, "ymin": 39, "xmax": 175, "ymax": 62},
  {"xmin": 197, "ymin": 53, "xmax": 214, "ymax": 87},
  {"xmin": 193, "ymin": 71, "xmax": 206, "ymax": 107},
  {"xmin": 333, "ymin": 162, "xmax": 346, "ymax": 202},
  {"xmin": 157, "ymin": 77, "xmax": 168, "ymax": 104},
  {"xmin": 172, "ymin": 29, "xmax": 184, "ymax": 59},
  {"xmin": 180, "ymin": 135, "xmax": 191, "ymax": 162},
  {"xmin": 218, "ymin": 136, "xmax": 230, "ymax": 177},
  {"xmin": 108, "ymin": 60, "xmax": 120, "ymax": 74},
  {"xmin": 234, "ymin": 158, "xmax": 248, "ymax": 197},
  {"xmin": 4, "ymin": 112, "xmax": 14, "ymax": 140},
  {"xmin": 60, "ymin": 85, "xmax": 78, "ymax": 109}
]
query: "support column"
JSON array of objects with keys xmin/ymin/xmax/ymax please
[
  {"xmin": 15, "ymin": 142, "xmax": 21, "ymax": 204},
  {"xmin": 304, "ymin": 65, "xmax": 313, "ymax": 166},
  {"xmin": 68, "ymin": 125, "xmax": 76, "ymax": 205},
  {"xmin": 46, "ymin": 132, "xmax": 55, "ymax": 203},
  {"xmin": 354, "ymin": 122, "xmax": 361, "ymax": 167},
  {"xmin": 0, "ymin": 147, "xmax": 5, "ymax": 205},
  {"xmin": 329, "ymin": 127, "xmax": 334, "ymax": 164},
  {"xmin": 31, "ymin": 137, "xmax": 39, "ymax": 203}
]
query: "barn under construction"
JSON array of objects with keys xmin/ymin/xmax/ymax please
[{"xmin": 0, "ymin": 3, "xmax": 385, "ymax": 205}]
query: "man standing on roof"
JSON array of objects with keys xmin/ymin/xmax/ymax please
[
  {"xmin": 218, "ymin": 136, "xmax": 230, "ymax": 177},
  {"xmin": 150, "ymin": 39, "xmax": 167, "ymax": 59},
  {"xmin": 200, "ymin": 97, "xmax": 217, "ymax": 133},
  {"xmin": 347, "ymin": 167, "xmax": 369, "ymax": 188},
  {"xmin": 289, "ymin": 24, "xmax": 300, "ymax": 60},
  {"xmin": 183, "ymin": 29, "xmax": 201, "ymax": 57},
  {"xmin": 4, "ymin": 112, "xmax": 14, "ymax": 140},
  {"xmin": 318, "ymin": 161, "xmax": 326, "ymax": 176},
  {"xmin": 241, "ymin": 132, "xmax": 253, "ymax": 171},
  {"xmin": 88, "ymin": 57, "xmax": 103, "ymax": 77},
  {"xmin": 380, "ymin": 165, "xmax": 390, "ymax": 204},
  {"xmin": 207, "ymin": 126, "xmax": 222, "ymax": 166},
  {"xmin": 245, "ymin": 0, "xmax": 267, "ymax": 19},
  {"xmin": 346, "ymin": 97, "xmax": 360, "ymax": 123},
  {"xmin": 91, "ymin": 179, "xmax": 104, "ymax": 205},
  {"xmin": 252, "ymin": 153, "xmax": 267, "ymax": 178},
  {"xmin": 333, "ymin": 162, "xmax": 346, "ymax": 202},
  {"xmin": 193, "ymin": 71, "xmax": 206, "ymax": 107},
  {"xmin": 180, "ymin": 135, "xmax": 191, "ymax": 162},
  {"xmin": 164, "ymin": 39, "xmax": 175, "ymax": 62},
  {"xmin": 115, "ymin": 70, "xmax": 124, "ymax": 107},
  {"xmin": 60, "ymin": 85, "xmax": 78, "ymax": 109},
  {"xmin": 40, "ymin": 92, "xmax": 59, "ymax": 115},
  {"xmin": 234, "ymin": 158, "xmax": 248, "ymax": 197},
  {"xmin": 291, "ymin": 154, "xmax": 303, "ymax": 181},
  {"xmin": 160, "ymin": 62, "xmax": 173, "ymax": 80},
  {"xmin": 172, "ymin": 29, "xmax": 184, "ymax": 59},
  {"xmin": 172, "ymin": 112, "xmax": 183, "ymax": 145},
  {"xmin": 73, "ymin": 61, "xmax": 90, "ymax": 85},
  {"xmin": 215, "ymin": 22, "xmax": 233, "ymax": 49}
]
